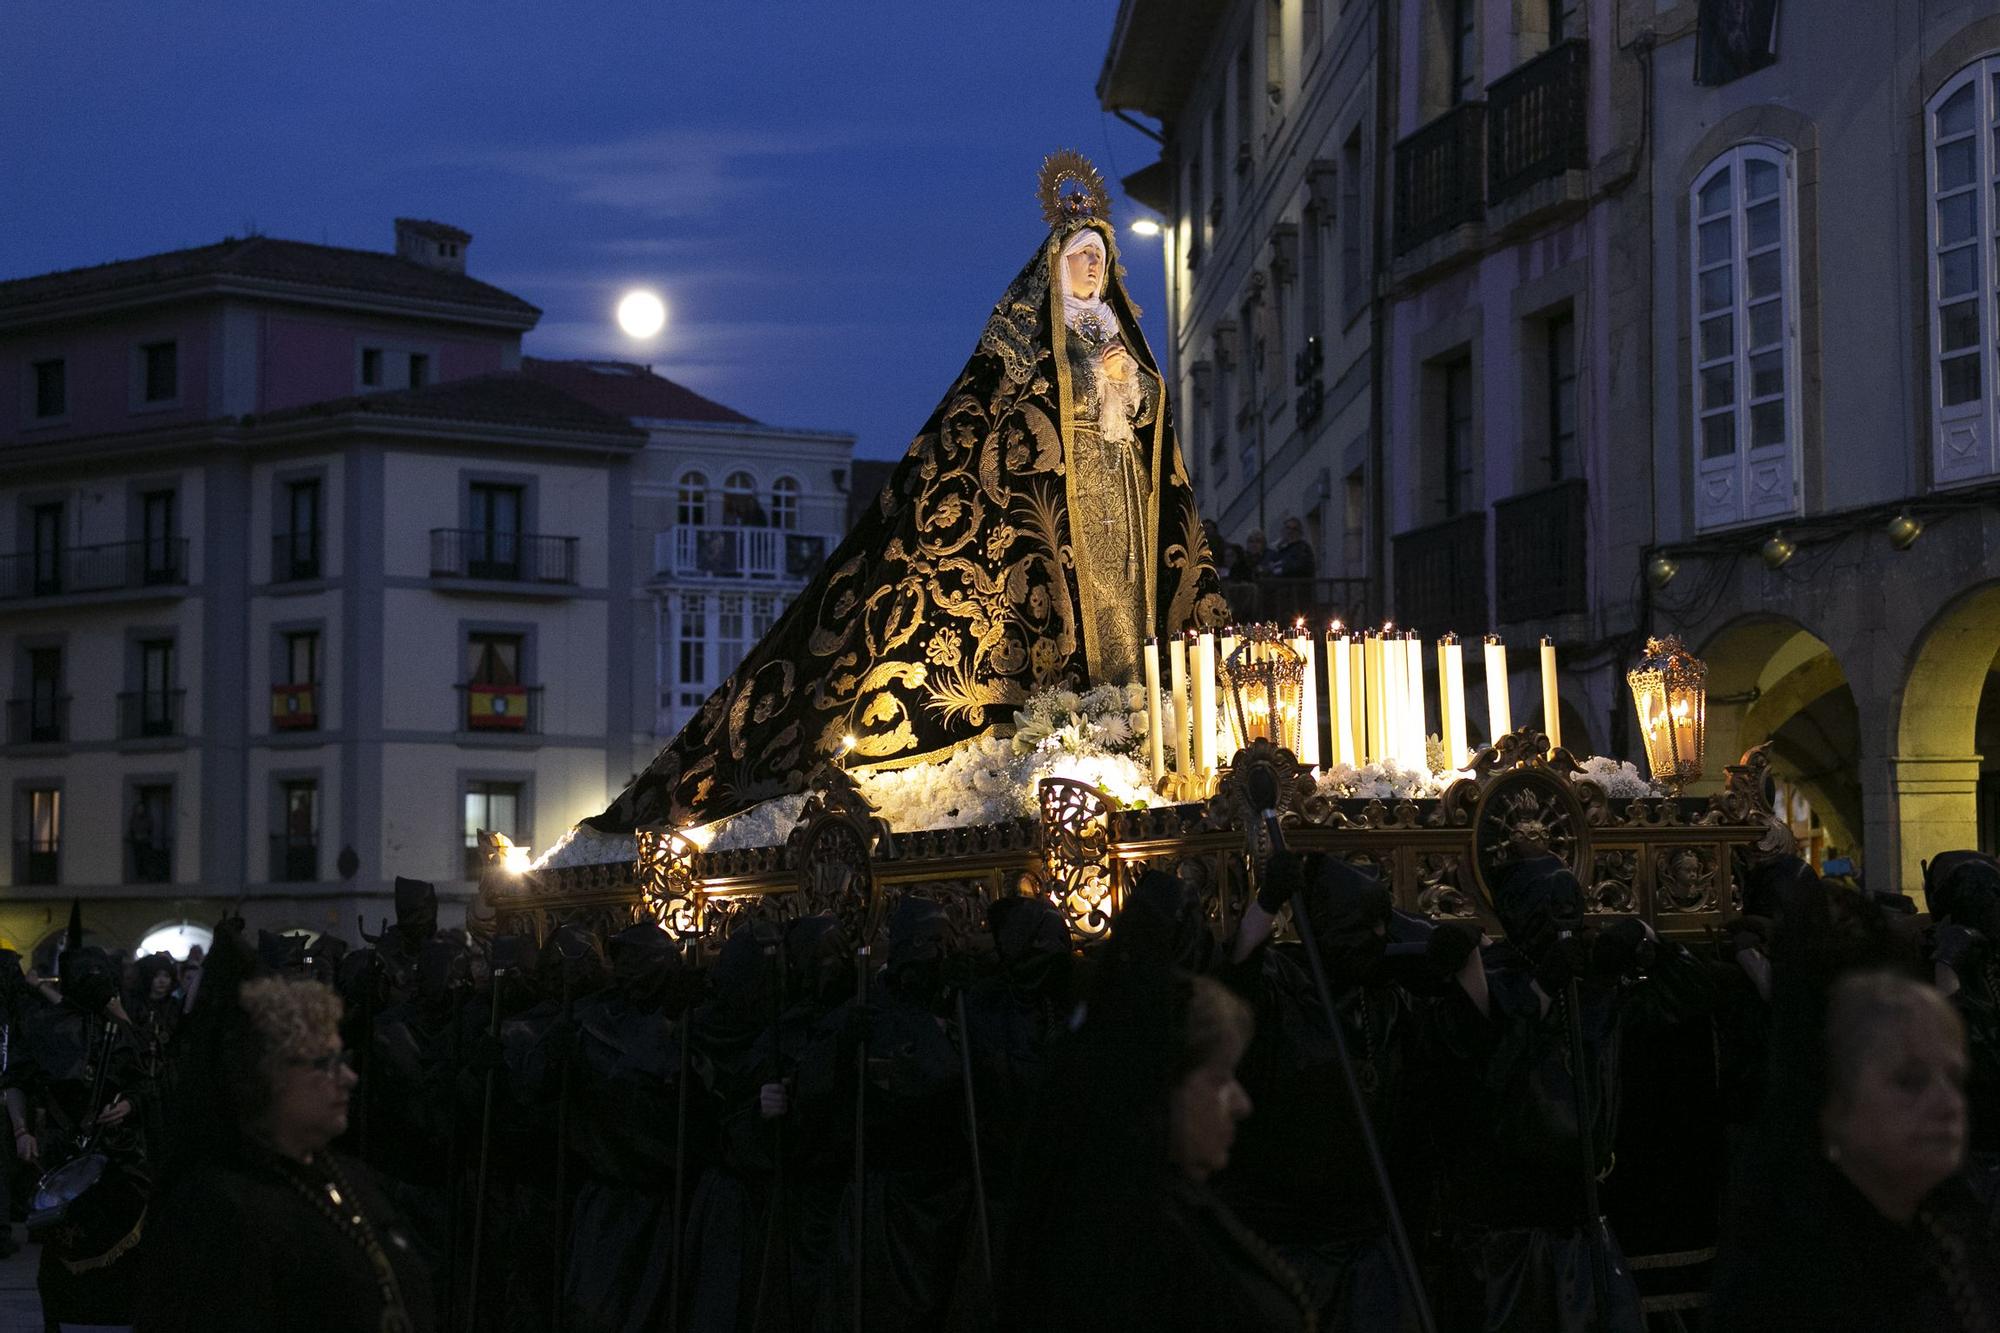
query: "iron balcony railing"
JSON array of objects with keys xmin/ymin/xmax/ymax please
[
  {"xmin": 272, "ymin": 531, "xmax": 322, "ymax": 582},
  {"xmin": 657, "ymin": 526, "xmax": 830, "ymax": 581},
  {"xmin": 1488, "ymin": 39, "xmax": 1590, "ymax": 206},
  {"xmin": 1495, "ymin": 478, "xmax": 1589, "ymax": 623},
  {"xmin": 0, "ymin": 537, "xmax": 188, "ymax": 599},
  {"xmin": 1217, "ymin": 577, "xmax": 1373, "ymax": 630},
  {"xmin": 118, "ymin": 689, "xmax": 185, "ymax": 740},
  {"xmin": 428, "ymin": 529, "xmax": 578, "ymax": 585},
  {"xmin": 1393, "ymin": 510, "xmax": 1489, "ymax": 636},
  {"xmin": 5, "ymin": 697, "xmax": 68, "ymax": 746},
  {"xmin": 1395, "ymin": 101, "xmax": 1487, "ymax": 254},
  {"xmin": 269, "ymin": 835, "xmax": 318, "ymax": 883},
  {"xmin": 13, "ymin": 840, "xmax": 58, "ymax": 887}
]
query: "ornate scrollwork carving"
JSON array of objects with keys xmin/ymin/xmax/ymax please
[
  {"xmin": 1654, "ymin": 845, "xmax": 1720, "ymax": 912},
  {"xmin": 1704, "ymin": 743, "xmax": 1796, "ymax": 863},
  {"xmin": 1468, "ymin": 733, "xmax": 1595, "ymax": 902},
  {"xmin": 1415, "ymin": 853, "xmax": 1478, "ymax": 919},
  {"xmin": 1039, "ymin": 777, "xmax": 1117, "ymax": 941},
  {"xmin": 788, "ymin": 763, "xmax": 898, "ymax": 943},
  {"xmin": 1588, "ymin": 849, "xmax": 1640, "ymax": 914},
  {"xmin": 635, "ymin": 825, "xmax": 703, "ymax": 939}
]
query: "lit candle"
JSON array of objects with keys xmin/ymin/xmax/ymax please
[
  {"xmin": 1195, "ymin": 630, "xmax": 1219, "ymax": 772},
  {"xmin": 1144, "ymin": 638, "xmax": 1167, "ymax": 783},
  {"xmin": 1329, "ymin": 625, "xmax": 1357, "ymax": 767},
  {"xmin": 1440, "ymin": 633, "xmax": 1468, "ymax": 771},
  {"xmin": 1169, "ymin": 632, "xmax": 1193, "ymax": 775},
  {"xmin": 1404, "ymin": 632, "xmax": 1428, "ymax": 769},
  {"xmin": 1483, "ymin": 634, "xmax": 1511, "ymax": 746},
  {"xmin": 1382, "ymin": 630, "xmax": 1406, "ymax": 768},
  {"xmin": 1291, "ymin": 620, "xmax": 1319, "ymax": 769},
  {"xmin": 1540, "ymin": 636, "xmax": 1562, "ymax": 752},
  {"xmin": 1364, "ymin": 629, "xmax": 1386, "ymax": 765}
]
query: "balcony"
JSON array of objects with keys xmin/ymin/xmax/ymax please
[
  {"xmin": 428, "ymin": 529, "xmax": 577, "ymax": 585},
  {"xmin": 13, "ymin": 840, "xmax": 58, "ymax": 887},
  {"xmin": 270, "ymin": 683, "xmax": 319, "ymax": 732},
  {"xmin": 269, "ymin": 835, "xmax": 318, "ymax": 883},
  {"xmin": 1495, "ymin": 478, "xmax": 1589, "ymax": 624},
  {"xmin": 0, "ymin": 538, "xmax": 187, "ymax": 601},
  {"xmin": 5, "ymin": 697, "xmax": 68, "ymax": 746},
  {"xmin": 1395, "ymin": 101, "xmax": 1486, "ymax": 256},
  {"xmin": 1219, "ymin": 577, "xmax": 1372, "ymax": 629},
  {"xmin": 1393, "ymin": 511, "xmax": 1488, "ymax": 635},
  {"xmin": 118, "ymin": 689, "xmax": 185, "ymax": 740},
  {"xmin": 656, "ymin": 526, "xmax": 830, "ymax": 582},
  {"xmin": 271, "ymin": 531, "xmax": 322, "ymax": 583},
  {"xmin": 1487, "ymin": 39, "xmax": 1589, "ymax": 213},
  {"xmin": 457, "ymin": 683, "xmax": 543, "ymax": 735}
]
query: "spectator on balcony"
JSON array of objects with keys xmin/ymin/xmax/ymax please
[
  {"xmin": 1229, "ymin": 531, "xmax": 1267, "ymax": 584},
  {"xmin": 1266, "ymin": 517, "xmax": 1316, "ymax": 580}
]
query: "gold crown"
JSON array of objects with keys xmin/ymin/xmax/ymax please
[{"xmin": 1037, "ymin": 150, "xmax": 1112, "ymax": 229}]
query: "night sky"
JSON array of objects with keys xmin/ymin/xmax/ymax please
[{"xmin": 1, "ymin": 3, "xmax": 1168, "ymax": 460}]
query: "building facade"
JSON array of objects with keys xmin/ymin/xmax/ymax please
[
  {"xmin": 1641, "ymin": 2, "xmax": 2000, "ymax": 890},
  {"xmin": 1101, "ymin": 0, "xmax": 1383, "ymax": 630},
  {"xmin": 0, "ymin": 221, "xmax": 643, "ymax": 953},
  {"xmin": 521, "ymin": 358, "xmax": 855, "ymax": 753}
]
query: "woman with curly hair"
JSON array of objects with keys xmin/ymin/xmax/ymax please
[{"xmin": 137, "ymin": 931, "xmax": 434, "ymax": 1332}]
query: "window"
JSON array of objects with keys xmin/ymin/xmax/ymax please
[
  {"xmin": 127, "ymin": 783, "xmax": 172, "ymax": 883},
  {"xmin": 1451, "ymin": 0, "xmax": 1478, "ymax": 104},
  {"xmin": 21, "ymin": 788, "xmax": 59, "ymax": 886},
  {"xmin": 31, "ymin": 360, "xmax": 64, "ymax": 419},
  {"xmin": 1546, "ymin": 311, "xmax": 1577, "ymax": 480},
  {"xmin": 1442, "ymin": 356, "xmax": 1475, "ymax": 516},
  {"xmin": 25, "ymin": 647, "xmax": 62, "ymax": 743},
  {"xmin": 751, "ymin": 593, "xmax": 781, "ymax": 640},
  {"xmin": 676, "ymin": 593, "xmax": 708, "ymax": 709},
  {"xmin": 1548, "ymin": 0, "xmax": 1578, "ymax": 44},
  {"xmin": 770, "ymin": 477, "xmax": 800, "ymax": 531},
  {"xmin": 1187, "ymin": 156, "xmax": 1205, "ymax": 267},
  {"xmin": 468, "ymin": 483, "xmax": 523, "ymax": 578},
  {"xmin": 1235, "ymin": 45, "xmax": 1253, "ymax": 192},
  {"xmin": 274, "ymin": 629, "xmax": 320, "ymax": 733},
  {"xmin": 280, "ymin": 479, "xmax": 321, "ymax": 580},
  {"xmin": 1927, "ymin": 59, "xmax": 2000, "ymax": 486},
  {"xmin": 722, "ymin": 471, "xmax": 763, "ymax": 526},
  {"xmin": 717, "ymin": 593, "xmax": 747, "ymax": 681},
  {"xmin": 677, "ymin": 473, "xmax": 708, "ymax": 527},
  {"xmin": 284, "ymin": 630, "xmax": 320, "ymax": 686},
  {"xmin": 29, "ymin": 502, "xmax": 62, "ymax": 596},
  {"xmin": 276, "ymin": 780, "xmax": 317, "ymax": 881},
  {"xmin": 361, "ymin": 347, "xmax": 383, "ymax": 388},
  {"xmin": 463, "ymin": 781, "xmax": 522, "ymax": 878},
  {"xmin": 1266, "ymin": 0, "xmax": 1285, "ymax": 117},
  {"xmin": 408, "ymin": 352, "xmax": 430, "ymax": 389},
  {"xmin": 1689, "ymin": 144, "xmax": 1800, "ymax": 529},
  {"xmin": 468, "ymin": 633, "xmax": 521, "ymax": 687},
  {"xmin": 1210, "ymin": 103, "xmax": 1228, "ymax": 230},
  {"xmin": 141, "ymin": 340, "xmax": 177, "ymax": 403},
  {"xmin": 1303, "ymin": 0, "xmax": 1321, "ymax": 61},
  {"xmin": 140, "ymin": 489, "xmax": 178, "ymax": 583},
  {"xmin": 129, "ymin": 638, "xmax": 178, "ymax": 738},
  {"xmin": 1341, "ymin": 131, "xmax": 1365, "ymax": 317}
]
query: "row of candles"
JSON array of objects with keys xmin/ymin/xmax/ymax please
[{"xmin": 1139, "ymin": 623, "xmax": 1564, "ymax": 782}]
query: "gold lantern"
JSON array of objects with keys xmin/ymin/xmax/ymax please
[
  {"xmin": 1627, "ymin": 634, "xmax": 1708, "ymax": 795},
  {"xmin": 1221, "ymin": 626, "xmax": 1307, "ymax": 758}
]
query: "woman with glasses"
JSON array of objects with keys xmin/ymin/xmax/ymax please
[{"xmin": 137, "ymin": 933, "xmax": 435, "ymax": 1332}]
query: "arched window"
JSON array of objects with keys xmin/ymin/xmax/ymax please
[
  {"xmin": 1927, "ymin": 57, "xmax": 2000, "ymax": 485},
  {"xmin": 770, "ymin": 476, "xmax": 800, "ymax": 531},
  {"xmin": 1689, "ymin": 143, "xmax": 1801, "ymax": 531},
  {"xmin": 722, "ymin": 470, "xmax": 763, "ymax": 526},
  {"xmin": 676, "ymin": 472, "xmax": 707, "ymax": 528}
]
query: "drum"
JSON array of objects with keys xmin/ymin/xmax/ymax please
[{"xmin": 28, "ymin": 1151, "xmax": 149, "ymax": 1273}]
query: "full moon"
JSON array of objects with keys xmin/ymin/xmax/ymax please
[{"xmin": 616, "ymin": 289, "xmax": 666, "ymax": 339}]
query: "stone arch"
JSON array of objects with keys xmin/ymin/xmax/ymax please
[
  {"xmin": 1893, "ymin": 580, "xmax": 2000, "ymax": 890},
  {"xmin": 1699, "ymin": 613, "xmax": 1862, "ymax": 862}
]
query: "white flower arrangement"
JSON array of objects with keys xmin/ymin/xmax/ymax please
[
  {"xmin": 1574, "ymin": 754, "xmax": 1660, "ymax": 798},
  {"xmin": 1313, "ymin": 758, "xmax": 1454, "ymax": 802}
]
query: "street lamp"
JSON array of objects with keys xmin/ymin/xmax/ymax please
[
  {"xmin": 1220, "ymin": 626, "xmax": 1307, "ymax": 757},
  {"xmin": 1627, "ymin": 635, "xmax": 1708, "ymax": 795}
]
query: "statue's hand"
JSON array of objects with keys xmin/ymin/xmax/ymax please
[{"xmin": 1100, "ymin": 343, "xmax": 1134, "ymax": 383}]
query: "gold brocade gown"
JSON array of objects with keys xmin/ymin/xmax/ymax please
[{"xmin": 1063, "ymin": 314, "xmax": 1158, "ymax": 686}]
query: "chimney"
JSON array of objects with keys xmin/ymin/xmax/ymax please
[{"xmin": 394, "ymin": 218, "xmax": 471, "ymax": 274}]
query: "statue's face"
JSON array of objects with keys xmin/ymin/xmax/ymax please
[{"xmin": 1062, "ymin": 243, "xmax": 1104, "ymax": 301}]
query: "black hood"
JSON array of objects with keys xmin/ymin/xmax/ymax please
[
  {"xmin": 1300, "ymin": 854, "xmax": 1392, "ymax": 988},
  {"xmin": 1113, "ymin": 869, "xmax": 1217, "ymax": 973},
  {"xmin": 59, "ymin": 945, "xmax": 118, "ymax": 1016},
  {"xmin": 1743, "ymin": 853, "xmax": 1821, "ymax": 922},
  {"xmin": 394, "ymin": 876, "xmax": 438, "ymax": 934},
  {"xmin": 607, "ymin": 922, "xmax": 680, "ymax": 1006},
  {"xmin": 1491, "ymin": 853, "xmax": 1584, "ymax": 963},
  {"xmin": 1926, "ymin": 850, "xmax": 2000, "ymax": 934}
]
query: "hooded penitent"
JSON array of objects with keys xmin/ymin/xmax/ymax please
[
  {"xmin": 592, "ymin": 154, "xmax": 1225, "ymax": 831},
  {"xmin": 1927, "ymin": 850, "xmax": 2000, "ymax": 935},
  {"xmin": 1299, "ymin": 854, "xmax": 1393, "ymax": 990},
  {"xmin": 393, "ymin": 876, "xmax": 438, "ymax": 938},
  {"xmin": 1490, "ymin": 853, "xmax": 1585, "ymax": 966}
]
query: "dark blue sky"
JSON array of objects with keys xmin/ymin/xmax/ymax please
[{"xmin": 1, "ymin": 3, "xmax": 1168, "ymax": 460}]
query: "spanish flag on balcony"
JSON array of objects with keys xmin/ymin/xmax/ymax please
[
  {"xmin": 467, "ymin": 683, "xmax": 528, "ymax": 730},
  {"xmin": 271, "ymin": 683, "xmax": 318, "ymax": 731}
]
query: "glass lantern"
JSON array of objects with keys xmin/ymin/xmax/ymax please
[
  {"xmin": 1221, "ymin": 626, "xmax": 1307, "ymax": 758},
  {"xmin": 1627, "ymin": 635, "xmax": 1708, "ymax": 794}
]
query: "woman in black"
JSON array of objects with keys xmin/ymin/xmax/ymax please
[
  {"xmin": 137, "ymin": 929, "xmax": 435, "ymax": 1332},
  {"xmin": 1000, "ymin": 898, "xmax": 1314, "ymax": 1333}
]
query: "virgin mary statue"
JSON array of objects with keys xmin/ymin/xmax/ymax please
[{"xmin": 594, "ymin": 152, "xmax": 1226, "ymax": 831}]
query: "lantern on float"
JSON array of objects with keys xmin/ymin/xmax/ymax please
[
  {"xmin": 1220, "ymin": 626, "xmax": 1307, "ymax": 758},
  {"xmin": 1626, "ymin": 634, "xmax": 1708, "ymax": 795}
]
